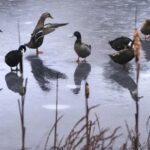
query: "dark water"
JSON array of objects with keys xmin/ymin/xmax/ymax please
[{"xmin": 0, "ymin": 0, "xmax": 150, "ymax": 149}]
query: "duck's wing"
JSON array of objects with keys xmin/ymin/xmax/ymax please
[
  {"xmin": 109, "ymin": 49, "xmax": 134, "ymax": 64},
  {"xmin": 42, "ymin": 25, "xmax": 56, "ymax": 35},
  {"xmin": 81, "ymin": 43, "xmax": 91, "ymax": 51},
  {"xmin": 32, "ymin": 22, "xmax": 68, "ymax": 35},
  {"xmin": 109, "ymin": 37, "xmax": 132, "ymax": 51},
  {"xmin": 30, "ymin": 22, "xmax": 68, "ymax": 43},
  {"xmin": 30, "ymin": 27, "xmax": 53, "ymax": 43},
  {"xmin": 44, "ymin": 23, "xmax": 68, "ymax": 28},
  {"xmin": 24, "ymin": 30, "xmax": 44, "ymax": 48},
  {"xmin": 31, "ymin": 30, "xmax": 44, "ymax": 43},
  {"xmin": 31, "ymin": 25, "xmax": 55, "ymax": 41},
  {"xmin": 42, "ymin": 23, "xmax": 68, "ymax": 36}
]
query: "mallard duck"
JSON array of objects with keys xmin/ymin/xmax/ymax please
[
  {"xmin": 140, "ymin": 19, "xmax": 150, "ymax": 39},
  {"xmin": 5, "ymin": 45, "xmax": 26, "ymax": 72},
  {"xmin": 25, "ymin": 12, "xmax": 52, "ymax": 54},
  {"xmin": 25, "ymin": 12, "xmax": 68, "ymax": 55},
  {"xmin": 109, "ymin": 48, "xmax": 134, "ymax": 66},
  {"xmin": 109, "ymin": 36, "xmax": 133, "ymax": 51},
  {"xmin": 73, "ymin": 31, "xmax": 91, "ymax": 62}
]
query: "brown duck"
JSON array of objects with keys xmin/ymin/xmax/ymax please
[
  {"xmin": 140, "ymin": 19, "xmax": 150, "ymax": 40},
  {"xmin": 25, "ymin": 12, "xmax": 68, "ymax": 55}
]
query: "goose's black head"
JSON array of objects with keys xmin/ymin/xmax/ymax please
[
  {"xmin": 74, "ymin": 31, "xmax": 81, "ymax": 40},
  {"xmin": 18, "ymin": 45, "xmax": 26, "ymax": 52},
  {"xmin": 41, "ymin": 12, "xmax": 53, "ymax": 19}
]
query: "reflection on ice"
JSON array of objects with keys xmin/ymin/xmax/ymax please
[
  {"xmin": 103, "ymin": 60, "xmax": 136, "ymax": 92},
  {"xmin": 140, "ymin": 39, "xmax": 150, "ymax": 61},
  {"xmin": 5, "ymin": 72, "xmax": 24, "ymax": 95},
  {"xmin": 26, "ymin": 55, "xmax": 67, "ymax": 92},
  {"xmin": 72, "ymin": 62, "xmax": 91, "ymax": 94},
  {"xmin": 109, "ymin": 73, "xmax": 137, "ymax": 92},
  {"xmin": 1, "ymin": 0, "xmax": 150, "ymax": 149}
]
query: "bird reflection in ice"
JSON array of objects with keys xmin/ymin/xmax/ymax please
[
  {"xmin": 5, "ymin": 72, "xmax": 24, "ymax": 95},
  {"xmin": 26, "ymin": 55, "xmax": 66, "ymax": 92},
  {"xmin": 72, "ymin": 62, "xmax": 91, "ymax": 94}
]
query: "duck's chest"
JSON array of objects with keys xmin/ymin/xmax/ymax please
[{"xmin": 74, "ymin": 43, "xmax": 81, "ymax": 53}]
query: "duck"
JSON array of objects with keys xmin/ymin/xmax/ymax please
[
  {"xmin": 109, "ymin": 40, "xmax": 134, "ymax": 66},
  {"xmin": 5, "ymin": 45, "xmax": 26, "ymax": 72},
  {"xmin": 109, "ymin": 48, "xmax": 134, "ymax": 66},
  {"xmin": 25, "ymin": 12, "xmax": 68, "ymax": 55},
  {"xmin": 140, "ymin": 19, "xmax": 150, "ymax": 40},
  {"xmin": 73, "ymin": 31, "xmax": 91, "ymax": 62},
  {"xmin": 109, "ymin": 36, "xmax": 133, "ymax": 51}
]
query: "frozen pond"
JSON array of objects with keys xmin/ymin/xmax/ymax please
[{"xmin": 0, "ymin": 0, "xmax": 150, "ymax": 149}]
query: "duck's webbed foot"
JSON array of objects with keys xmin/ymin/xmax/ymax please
[
  {"xmin": 36, "ymin": 48, "xmax": 43, "ymax": 55},
  {"xmin": 15, "ymin": 66, "xmax": 20, "ymax": 72},
  {"xmin": 82, "ymin": 58, "xmax": 87, "ymax": 62},
  {"xmin": 76, "ymin": 57, "xmax": 80, "ymax": 63}
]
